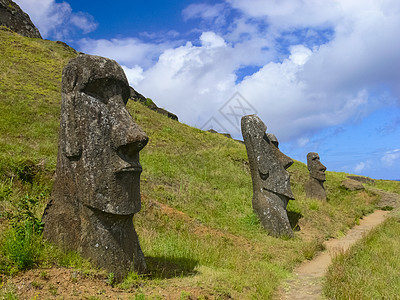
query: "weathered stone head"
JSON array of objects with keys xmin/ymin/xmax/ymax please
[
  {"xmin": 42, "ymin": 54, "xmax": 148, "ymax": 280},
  {"xmin": 307, "ymin": 152, "xmax": 326, "ymax": 182},
  {"xmin": 241, "ymin": 115, "xmax": 294, "ymax": 238},
  {"xmin": 305, "ymin": 152, "xmax": 327, "ymax": 200}
]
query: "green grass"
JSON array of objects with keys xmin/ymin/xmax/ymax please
[
  {"xmin": 0, "ymin": 27, "xmax": 399, "ymax": 299},
  {"xmin": 0, "ymin": 26, "xmax": 77, "ymax": 177},
  {"xmin": 324, "ymin": 211, "xmax": 400, "ymax": 299},
  {"xmin": 374, "ymin": 179, "xmax": 400, "ymax": 194}
]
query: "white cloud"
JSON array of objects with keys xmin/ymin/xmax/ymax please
[
  {"xmin": 134, "ymin": 37, "xmax": 239, "ymax": 128},
  {"xmin": 297, "ymin": 137, "xmax": 310, "ymax": 147},
  {"xmin": 182, "ymin": 3, "xmax": 226, "ymax": 23},
  {"xmin": 77, "ymin": 38, "xmax": 178, "ymax": 69},
  {"xmin": 228, "ymin": 0, "xmax": 341, "ymax": 30},
  {"xmin": 354, "ymin": 161, "xmax": 368, "ymax": 173},
  {"xmin": 69, "ymin": 12, "xmax": 97, "ymax": 34},
  {"xmin": 17, "ymin": 0, "xmax": 97, "ymax": 39},
  {"xmin": 200, "ymin": 32, "xmax": 226, "ymax": 48},
  {"xmin": 122, "ymin": 65, "xmax": 144, "ymax": 87},
  {"xmin": 381, "ymin": 149, "xmax": 400, "ymax": 167},
  {"xmin": 60, "ymin": 0, "xmax": 400, "ymax": 145},
  {"xmin": 289, "ymin": 45, "xmax": 312, "ymax": 66}
]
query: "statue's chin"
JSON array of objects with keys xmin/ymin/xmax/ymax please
[{"xmin": 262, "ymin": 189, "xmax": 291, "ymax": 208}]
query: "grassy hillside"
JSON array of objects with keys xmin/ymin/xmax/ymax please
[
  {"xmin": 0, "ymin": 27, "xmax": 399, "ymax": 299},
  {"xmin": 0, "ymin": 26, "xmax": 77, "ymax": 176},
  {"xmin": 324, "ymin": 211, "xmax": 400, "ymax": 299}
]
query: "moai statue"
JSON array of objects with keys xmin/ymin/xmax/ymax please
[
  {"xmin": 42, "ymin": 54, "xmax": 148, "ymax": 281},
  {"xmin": 305, "ymin": 152, "xmax": 327, "ymax": 200},
  {"xmin": 241, "ymin": 115, "xmax": 295, "ymax": 238}
]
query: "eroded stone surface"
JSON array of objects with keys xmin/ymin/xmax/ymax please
[
  {"xmin": 347, "ymin": 175, "xmax": 375, "ymax": 185},
  {"xmin": 341, "ymin": 179, "xmax": 365, "ymax": 191},
  {"xmin": 305, "ymin": 152, "xmax": 327, "ymax": 201},
  {"xmin": 42, "ymin": 54, "xmax": 148, "ymax": 281},
  {"xmin": 241, "ymin": 115, "xmax": 294, "ymax": 238},
  {"xmin": 0, "ymin": 0, "xmax": 41, "ymax": 38}
]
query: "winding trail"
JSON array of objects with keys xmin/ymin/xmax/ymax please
[{"xmin": 277, "ymin": 189, "xmax": 399, "ymax": 300}]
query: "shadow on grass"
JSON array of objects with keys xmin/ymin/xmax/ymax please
[
  {"xmin": 287, "ymin": 211, "xmax": 303, "ymax": 231},
  {"xmin": 145, "ymin": 255, "xmax": 198, "ymax": 279}
]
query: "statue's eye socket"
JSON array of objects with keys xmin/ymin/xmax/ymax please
[
  {"xmin": 83, "ymin": 82, "xmax": 109, "ymax": 104},
  {"xmin": 82, "ymin": 79, "xmax": 126, "ymax": 104}
]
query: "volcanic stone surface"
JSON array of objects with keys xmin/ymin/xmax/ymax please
[
  {"xmin": 241, "ymin": 114, "xmax": 295, "ymax": 238},
  {"xmin": 341, "ymin": 179, "xmax": 365, "ymax": 191},
  {"xmin": 0, "ymin": 0, "xmax": 41, "ymax": 38},
  {"xmin": 42, "ymin": 54, "xmax": 148, "ymax": 281},
  {"xmin": 305, "ymin": 152, "xmax": 327, "ymax": 201}
]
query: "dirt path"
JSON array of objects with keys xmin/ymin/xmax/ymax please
[{"xmin": 277, "ymin": 189, "xmax": 399, "ymax": 300}]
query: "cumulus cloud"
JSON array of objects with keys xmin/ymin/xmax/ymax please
[
  {"xmin": 200, "ymin": 31, "xmax": 226, "ymax": 48},
  {"xmin": 135, "ymin": 33, "xmax": 238, "ymax": 127},
  {"xmin": 17, "ymin": 0, "xmax": 97, "ymax": 39},
  {"xmin": 122, "ymin": 65, "xmax": 144, "ymax": 87},
  {"xmin": 77, "ymin": 38, "xmax": 175, "ymax": 69},
  {"xmin": 49, "ymin": 0, "xmax": 400, "ymax": 146},
  {"xmin": 381, "ymin": 149, "xmax": 400, "ymax": 167},
  {"xmin": 134, "ymin": 0, "xmax": 400, "ymax": 141}
]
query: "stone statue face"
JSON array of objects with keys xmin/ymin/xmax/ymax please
[
  {"xmin": 61, "ymin": 55, "xmax": 148, "ymax": 215},
  {"xmin": 307, "ymin": 152, "xmax": 326, "ymax": 182},
  {"xmin": 242, "ymin": 115, "xmax": 294, "ymax": 200}
]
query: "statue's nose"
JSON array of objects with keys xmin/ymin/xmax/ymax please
[
  {"xmin": 114, "ymin": 126, "xmax": 148, "ymax": 167},
  {"xmin": 272, "ymin": 146, "xmax": 293, "ymax": 170},
  {"xmin": 111, "ymin": 102, "xmax": 148, "ymax": 163}
]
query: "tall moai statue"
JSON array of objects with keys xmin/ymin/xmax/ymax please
[
  {"xmin": 42, "ymin": 54, "xmax": 148, "ymax": 281},
  {"xmin": 305, "ymin": 152, "xmax": 327, "ymax": 200},
  {"xmin": 241, "ymin": 115, "xmax": 295, "ymax": 238}
]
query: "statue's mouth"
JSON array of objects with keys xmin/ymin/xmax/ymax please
[
  {"xmin": 263, "ymin": 188, "xmax": 295, "ymax": 200},
  {"xmin": 117, "ymin": 165, "xmax": 142, "ymax": 173}
]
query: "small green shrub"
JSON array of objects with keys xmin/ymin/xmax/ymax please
[
  {"xmin": 106, "ymin": 272, "xmax": 115, "ymax": 286},
  {"xmin": 145, "ymin": 98, "xmax": 155, "ymax": 107},
  {"xmin": 0, "ymin": 221, "xmax": 43, "ymax": 274},
  {"xmin": 308, "ymin": 200, "xmax": 320, "ymax": 211},
  {"xmin": 133, "ymin": 293, "xmax": 147, "ymax": 300},
  {"xmin": 6, "ymin": 194, "xmax": 44, "ymax": 234},
  {"xmin": 0, "ymin": 193, "xmax": 45, "ymax": 274},
  {"xmin": 180, "ymin": 291, "xmax": 191, "ymax": 299}
]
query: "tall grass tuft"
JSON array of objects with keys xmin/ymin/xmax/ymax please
[
  {"xmin": 0, "ymin": 221, "xmax": 43, "ymax": 274},
  {"xmin": 0, "ymin": 194, "xmax": 44, "ymax": 274}
]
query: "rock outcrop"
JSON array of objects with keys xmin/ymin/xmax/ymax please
[
  {"xmin": 207, "ymin": 129, "xmax": 232, "ymax": 139},
  {"xmin": 347, "ymin": 175, "xmax": 375, "ymax": 185},
  {"xmin": 241, "ymin": 115, "xmax": 295, "ymax": 238},
  {"xmin": 341, "ymin": 179, "xmax": 365, "ymax": 191},
  {"xmin": 0, "ymin": 0, "xmax": 41, "ymax": 38},
  {"xmin": 129, "ymin": 87, "xmax": 178, "ymax": 121},
  {"xmin": 42, "ymin": 54, "xmax": 148, "ymax": 281}
]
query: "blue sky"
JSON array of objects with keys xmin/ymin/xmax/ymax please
[{"xmin": 18, "ymin": 0, "xmax": 400, "ymax": 180}]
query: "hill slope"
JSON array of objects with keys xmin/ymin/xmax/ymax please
[{"xmin": 0, "ymin": 27, "xmax": 398, "ymax": 299}]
